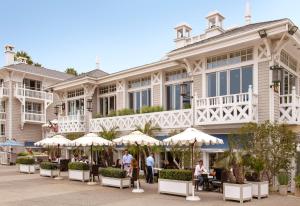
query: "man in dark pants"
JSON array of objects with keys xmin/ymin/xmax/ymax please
[{"xmin": 146, "ymin": 153, "xmax": 154, "ymax": 183}]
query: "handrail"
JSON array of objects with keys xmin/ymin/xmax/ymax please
[{"xmin": 16, "ymin": 85, "xmax": 53, "ymax": 101}]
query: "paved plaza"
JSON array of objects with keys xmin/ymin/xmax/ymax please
[{"xmin": 0, "ymin": 165, "xmax": 299, "ymax": 206}]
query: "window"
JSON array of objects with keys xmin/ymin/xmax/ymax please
[
  {"xmin": 166, "ymin": 83, "xmax": 191, "ymax": 110},
  {"xmin": 0, "ymin": 101, "xmax": 5, "ymax": 113},
  {"xmin": 99, "ymin": 84, "xmax": 116, "ymax": 94},
  {"xmin": 280, "ymin": 70, "xmax": 296, "ymax": 95},
  {"xmin": 67, "ymin": 89, "xmax": 84, "ymax": 98},
  {"xmin": 99, "ymin": 95, "xmax": 116, "ymax": 117},
  {"xmin": 25, "ymin": 102, "xmax": 42, "ymax": 114},
  {"xmin": 280, "ymin": 50, "xmax": 298, "ymax": 71},
  {"xmin": 129, "ymin": 89, "xmax": 151, "ymax": 112},
  {"xmin": 0, "ymin": 124, "xmax": 4, "ymax": 136},
  {"xmin": 206, "ymin": 66, "xmax": 253, "ymax": 97},
  {"xmin": 67, "ymin": 98, "xmax": 84, "ymax": 115},
  {"xmin": 128, "ymin": 77, "xmax": 151, "ymax": 89},
  {"xmin": 207, "ymin": 48, "xmax": 253, "ymax": 69},
  {"xmin": 165, "ymin": 69, "xmax": 188, "ymax": 82},
  {"xmin": 23, "ymin": 79, "xmax": 42, "ymax": 91}
]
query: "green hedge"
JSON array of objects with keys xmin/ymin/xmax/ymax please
[
  {"xmin": 278, "ymin": 170, "xmax": 289, "ymax": 185},
  {"xmin": 68, "ymin": 162, "xmax": 89, "ymax": 171},
  {"xmin": 17, "ymin": 152, "xmax": 29, "ymax": 157},
  {"xmin": 16, "ymin": 157, "xmax": 35, "ymax": 165},
  {"xmin": 40, "ymin": 162, "xmax": 58, "ymax": 170},
  {"xmin": 159, "ymin": 169, "xmax": 192, "ymax": 181},
  {"xmin": 99, "ymin": 167, "xmax": 127, "ymax": 178},
  {"xmin": 141, "ymin": 106, "xmax": 163, "ymax": 113}
]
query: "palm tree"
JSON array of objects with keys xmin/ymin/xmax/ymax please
[
  {"xmin": 99, "ymin": 125, "xmax": 119, "ymax": 166},
  {"xmin": 65, "ymin": 68, "xmax": 78, "ymax": 76},
  {"xmin": 15, "ymin": 51, "xmax": 33, "ymax": 65}
]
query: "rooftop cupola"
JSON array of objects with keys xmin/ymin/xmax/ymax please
[
  {"xmin": 4, "ymin": 44, "xmax": 15, "ymax": 66},
  {"xmin": 205, "ymin": 11, "xmax": 225, "ymax": 38},
  {"xmin": 174, "ymin": 23, "xmax": 192, "ymax": 48}
]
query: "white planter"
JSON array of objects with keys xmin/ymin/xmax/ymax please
[
  {"xmin": 101, "ymin": 176, "xmax": 131, "ymax": 189},
  {"xmin": 19, "ymin": 164, "xmax": 35, "ymax": 174},
  {"xmin": 68, "ymin": 169, "xmax": 90, "ymax": 182},
  {"xmin": 40, "ymin": 169, "xmax": 59, "ymax": 177},
  {"xmin": 248, "ymin": 181, "xmax": 269, "ymax": 199},
  {"xmin": 223, "ymin": 183, "xmax": 252, "ymax": 203},
  {"xmin": 158, "ymin": 179, "xmax": 192, "ymax": 197}
]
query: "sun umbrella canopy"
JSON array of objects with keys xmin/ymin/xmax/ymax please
[
  {"xmin": 163, "ymin": 128, "xmax": 224, "ymax": 146},
  {"xmin": 113, "ymin": 131, "xmax": 161, "ymax": 146},
  {"xmin": 34, "ymin": 135, "xmax": 71, "ymax": 147},
  {"xmin": 71, "ymin": 133, "xmax": 113, "ymax": 147},
  {"xmin": 0, "ymin": 139, "xmax": 24, "ymax": 147}
]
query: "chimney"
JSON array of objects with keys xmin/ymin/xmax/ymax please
[
  {"xmin": 4, "ymin": 44, "xmax": 15, "ymax": 66},
  {"xmin": 245, "ymin": 0, "xmax": 251, "ymax": 25}
]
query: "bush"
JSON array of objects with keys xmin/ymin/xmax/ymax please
[
  {"xmin": 159, "ymin": 169, "xmax": 192, "ymax": 181},
  {"xmin": 17, "ymin": 152, "xmax": 29, "ymax": 157},
  {"xmin": 40, "ymin": 162, "xmax": 58, "ymax": 170},
  {"xmin": 16, "ymin": 157, "xmax": 35, "ymax": 165},
  {"xmin": 68, "ymin": 162, "xmax": 89, "ymax": 171},
  {"xmin": 294, "ymin": 175, "xmax": 300, "ymax": 188},
  {"xmin": 278, "ymin": 170, "xmax": 289, "ymax": 185},
  {"xmin": 183, "ymin": 103, "xmax": 191, "ymax": 109},
  {"xmin": 117, "ymin": 108, "xmax": 135, "ymax": 116},
  {"xmin": 99, "ymin": 167, "xmax": 127, "ymax": 178},
  {"xmin": 141, "ymin": 106, "xmax": 163, "ymax": 113}
]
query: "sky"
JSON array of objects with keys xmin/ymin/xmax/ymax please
[{"xmin": 1, "ymin": 0, "xmax": 300, "ymax": 74}]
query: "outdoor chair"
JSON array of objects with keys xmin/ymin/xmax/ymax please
[
  {"xmin": 90, "ymin": 164, "xmax": 100, "ymax": 182},
  {"xmin": 59, "ymin": 159, "xmax": 70, "ymax": 171},
  {"xmin": 211, "ymin": 168, "xmax": 223, "ymax": 192}
]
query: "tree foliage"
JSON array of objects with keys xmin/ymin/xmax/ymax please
[
  {"xmin": 65, "ymin": 67, "xmax": 78, "ymax": 76},
  {"xmin": 15, "ymin": 51, "xmax": 41, "ymax": 66}
]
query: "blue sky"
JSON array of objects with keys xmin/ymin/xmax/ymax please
[{"xmin": 0, "ymin": 0, "xmax": 300, "ymax": 74}]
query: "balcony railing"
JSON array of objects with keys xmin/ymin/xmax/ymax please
[
  {"xmin": 279, "ymin": 87, "xmax": 300, "ymax": 124},
  {"xmin": 24, "ymin": 112, "xmax": 46, "ymax": 123},
  {"xmin": 58, "ymin": 114, "xmax": 85, "ymax": 133},
  {"xmin": 15, "ymin": 84, "xmax": 53, "ymax": 102},
  {"xmin": 195, "ymin": 87, "xmax": 258, "ymax": 125}
]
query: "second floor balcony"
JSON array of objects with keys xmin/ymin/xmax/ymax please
[
  {"xmin": 23, "ymin": 112, "xmax": 46, "ymax": 124},
  {"xmin": 279, "ymin": 87, "xmax": 300, "ymax": 124},
  {"xmin": 15, "ymin": 84, "xmax": 53, "ymax": 102}
]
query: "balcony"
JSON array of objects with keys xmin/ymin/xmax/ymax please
[
  {"xmin": 23, "ymin": 112, "xmax": 46, "ymax": 124},
  {"xmin": 279, "ymin": 87, "xmax": 300, "ymax": 124},
  {"xmin": 15, "ymin": 84, "xmax": 53, "ymax": 102},
  {"xmin": 58, "ymin": 114, "xmax": 85, "ymax": 133}
]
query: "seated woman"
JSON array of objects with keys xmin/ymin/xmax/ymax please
[{"xmin": 129, "ymin": 158, "xmax": 139, "ymax": 188}]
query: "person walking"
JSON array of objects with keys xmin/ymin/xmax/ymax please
[
  {"xmin": 122, "ymin": 149, "xmax": 133, "ymax": 173},
  {"xmin": 129, "ymin": 158, "xmax": 139, "ymax": 187},
  {"xmin": 146, "ymin": 153, "xmax": 154, "ymax": 184}
]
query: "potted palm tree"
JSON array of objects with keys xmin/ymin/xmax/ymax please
[{"xmin": 278, "ymin": 170, "xmax": 289, "ymax": 195}]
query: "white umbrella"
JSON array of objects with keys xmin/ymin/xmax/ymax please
[
  {"xmin": 113, "ymin": 131, "xmax": 161, "ymax": 146},
  {"xmin": 71, "ymin": 133, "xmax": 113, "ymax": 185},
  {"xmin": 113, "ymin": 131, "xmax": 161, "ymax": 193},
  {"xmin": 163, "ymin": 128, "xmax": 223, "ymax": 201}
]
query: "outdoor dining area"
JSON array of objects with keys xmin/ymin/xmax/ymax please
[{"xmin": 7, "ymin": 123, "xmax": 300, "ymax": 204}]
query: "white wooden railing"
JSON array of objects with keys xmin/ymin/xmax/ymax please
[
  {"xmin": 279, "ymin": 87, "xmax": 300, "ymax": 124},
  {"xmin": 24, "ymin": 112, "xmax": 45, "ymax": 123},
  {"xmin": 195, "ymin": 86, "xmax": 258, "ymax": 125},
  {"xmin": 58, "ymin": 114, "xmax": 85, "ymax": 133},
  {"xmin": 15, "ymin": 84, "xmax": 53, "ymax": 102}
]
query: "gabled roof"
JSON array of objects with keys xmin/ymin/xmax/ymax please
[
  {"xmin": 169, "ymin": 18, "xmax": 289, "ymax": 53},
  {"xmin": 64, "ymin": 69, "xmax": 108, "ymax": 81},
  {"xmin": 4, "ymin": 63, "xmax": 73, "ymax": 80}
]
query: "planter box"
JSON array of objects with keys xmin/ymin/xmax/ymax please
[
  {"xmin": 19, "ymin": 164, "xmax": 35, "ymax": 174},
  {"xmin": 101, "ymin": 176, "xmax": 131, "ymax": 189},
  {"xmin": 279, "ymin": 185, "xmax": 288, "ymax": 195},
  {"xmin": 294, "ymin": 187, "xmax": 300, "ymax": 197},
  {"xmin": 158, "ymin": 179, "xmax": 192, "ymax": 197},
  {"xmin": 248, "ymin": 181, "xmax": 269, "ymax": 199},
  {"xmin": 223, "ymin": 183, "xmax": 252, "ymax": 203},
  {"xmin": 68, "ymin": 169, "xmax": 90, "ymax": 182},
  {"xmin": 40, "ymin": 169, "xmax": 59, "ymax": 177}
]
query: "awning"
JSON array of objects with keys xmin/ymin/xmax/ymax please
[{"xmin": 201, "ymin": 134, "xmax": 229, "ymax": 152}]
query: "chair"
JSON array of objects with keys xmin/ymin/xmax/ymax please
[
  {"xmin": 59, "ymin": 159, "xmax": 70, "ymax": 171},
  {"xmin": 90, "ymin": 165, "xmax": 100, "ymax": 182},
  {"xmin": 211, "ymin": 168, "xmax": 222, "ymax": 192}
]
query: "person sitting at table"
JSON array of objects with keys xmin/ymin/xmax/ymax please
[{"xmin": 194, "ymin": 160, "xmax": 208, "ymax": 190}]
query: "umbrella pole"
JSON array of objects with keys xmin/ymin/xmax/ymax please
[
  {"xmin": 186, "ymin": 141, "xmax": 200, "ymax": 201},
  {"xmin": 132, "ymin": 144, "xmax": 144, "ymax": 193},
  {"xmin": 87, "ymin": 144, "xmax": 97, "ymax": 185}
]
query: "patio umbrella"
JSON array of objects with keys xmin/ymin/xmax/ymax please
[
  {"xmin": 163, "ymin": 128, "xmax": 224, "ymax": 201},
  {"xmin": 0, "ymin": 139, "xmax": 24, "ymax": 164},
  {"xmin": 71, "ymin": 133, "xmax": 113, "ymax": 185},
  {"xmin": 113, "ymin": 131, "xmax": 161, "ymax": 193},
  {"xmin": 34, "ymin": 135, "xmax": 72, "ymax": 180}
]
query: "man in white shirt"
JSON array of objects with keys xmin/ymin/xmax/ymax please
[
  {"xmin": 146, "ymin": 153, "xmax": 155, "ymax": 183},
  {"xmin": 122, "ymin": 149, "xmax": 133, "ymax": 172},
  {"xmin": 194, "ymin": 160, "xmax": 207, "ymax": 190}
]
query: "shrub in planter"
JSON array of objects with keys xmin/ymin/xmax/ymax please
[
  {"xmin": 294, "ymin": 175, "xmax": 300, "ymax": 197},
  {"xmin": 17, "ymin": 152, "xmax": 29, "ymax": 157},
  {"xmin": 68, "ymin": 162, "xmax": 89, "ymax": 170},
  {"xmin": 141, "ymin": 106, "xmax": 163, "ymax": 113},
  {"xmin": 99, "ymin": 167, "xmax": 127, "ymax": 178},
  {"xmin": 117, "ymin": 108, "xmax": 135, "ymax": 116},
  {"xmin": 277, "ymin": 170, "xmax": 289, "ymax": 195},
  {"xmin": 159, "ymin": 169, "xmax": 192, "ymax": 181},
  {"xmin": 16, "ymin": 157, "xmax": 35, "ymax": 165},
  {"xmin": 40, "ymin": 162, "xmax": 58, "ymax": 170}
]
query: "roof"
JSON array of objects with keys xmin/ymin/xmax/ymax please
[
  {"xmin": 65, "ymin": 69, "xmax": 108, "ymax": 81},
  {"xmin": 4, "ymin": 63, "xmax": 73, "ymax": 80},
  {"xmin": 170, "ymin": 18, "xmax": 289, "ymax": 53}
]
